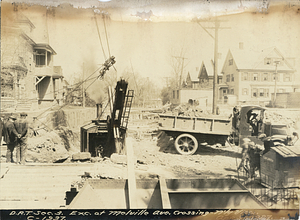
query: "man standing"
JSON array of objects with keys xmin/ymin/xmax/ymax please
[
  {"xmin": 4, "ymin": 115, "xmax": 20, "ymax": 163},
  {"xmin": 14, "ymin": 112, "xmax": 28, "ymax": 165},
  {"xmin": 237, "ymin": 138, "xmax": 251, "ymax": 172},
  {"xmin": 0, "ymin": 114, "xmax": 4, "ymax": 146}
]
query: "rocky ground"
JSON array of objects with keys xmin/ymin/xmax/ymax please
[
  {"xmin": 2, "ymin": 106, "xmax": 300, "ymax": 179},
  {"xmin": 1, "ymin": 107, "xmax": 300, "ymax": 210}
]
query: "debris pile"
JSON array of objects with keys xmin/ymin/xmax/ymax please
[
  {"xmin": 162, "ymin": 102, "xmax": 231, "ymax": 118},
  {"xmin": 265, "ymin": 110, "xmax": 300, "ymax": 129},
  {"xmin": 26, "ymin": 126, "xmax": 80, "ymax": 163}
]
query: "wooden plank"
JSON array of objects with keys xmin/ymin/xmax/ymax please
[
  {"xmin": 159, "ymin": 177, "xmax": 171, "ymax": 209},
  {"xmin": 159, "ymin": 127, "xmax": 230, "ymax": 135},
  {"xmin": 35, "ymin": 76, "xmax": 46, "ymax": 85},
  {"xmin": 108, "ymin": 86, "xmax": 114, "ymax": 115},
  {"xmin": 168, "ymin": 190, "xmax": 248, "ymax": 193},
  {"xmin": 126, "ymin": 137, "xmax": 137, "ymax": 208}
]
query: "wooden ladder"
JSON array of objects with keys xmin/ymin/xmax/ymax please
[{"xmin": 121, "ymin": 90, "xmax": 134, "ymax": 129}]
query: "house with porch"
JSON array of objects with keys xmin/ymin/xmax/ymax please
[
  {"xmin": 219, "ymin": 47, "xmax": 297, "ymax": 106},
  {"xmin": 172, "ymin": 61, "xmax": 222, "ymax": 108},
  {"xmin": 1, "ymin": 11, "xmax": 64, "ymax": 112},
  {"xmin": 184, "ymin": 61, "xmax": 222, "ymax": 89}
]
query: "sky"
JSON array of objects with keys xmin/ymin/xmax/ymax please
[{"xmin": 2, "ymin": 0, "xmax": 300, "ymax": 93}]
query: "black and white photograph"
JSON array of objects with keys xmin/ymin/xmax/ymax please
[{"xmin": 0, "ymin": 0, "xmax": 300, "ymax": 219}]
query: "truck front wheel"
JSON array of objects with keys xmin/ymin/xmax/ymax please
[{"xmin": 175, "ymin": 133, "xmax": 198, "ymax": 155}]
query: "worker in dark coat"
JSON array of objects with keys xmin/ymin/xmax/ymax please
[
  {"xmin": 237, "ymin": 138, "xmax": 251, "ymax": 171},
  {"xmin": 14, "ymin": 112, "xmax": 28, "ymax": 165},
  {"xmin": 4, "ymin": 115, "xmax": 20, "ymax": 163},
  {"xmin": 248, "ymin": 142, "xmax": 264, "ymax": 178},
  {"xmin": 0, "ymin": 114, "xmax": 4, "ymax": 146}
]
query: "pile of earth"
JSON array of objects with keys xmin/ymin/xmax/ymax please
[
  {"xmin": 265, "ymin": 110, "xmax": 300, "ymax": 130},
  {"xmin": 26, "ymin": 126, "xmax": 80, "ymax": 163}
]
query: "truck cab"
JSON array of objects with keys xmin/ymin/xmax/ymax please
[{"xmin": 232, "ymin": 105, "xmax": 266, "ymax": 146}]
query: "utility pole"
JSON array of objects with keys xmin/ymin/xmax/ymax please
[
  {"xmin": 273, "ymin": 60, "xmax": 281, "ymax": 107},
  {"xmin": 213, "ymin": 21, "xmax": 219, "ymax": 115},
  {"xmin": 195, "ymin": 19, "xmax": 230, "ymax": 114}
]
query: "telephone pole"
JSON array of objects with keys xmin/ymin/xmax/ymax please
[
  {"xmin": 195, "ymin": 18, "xmax": 230, "ymax": 114},
  {"xmin": 272, "ymin": 59, "xmax": 283, "ymax": 107}
]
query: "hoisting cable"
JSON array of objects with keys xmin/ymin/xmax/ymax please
[
  {"xmin": 34, "ymin": 66, "xmax": 103, "ymax": 119},
  {"xmin": 94, "ymin": 12, "xmax": 107, "ymax": 60},
  {"xmin": 102, "ymin": 13, "xmax": 111, "ymax": 58}
]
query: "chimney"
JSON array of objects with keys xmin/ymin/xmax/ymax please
[
  {"xmin": 96, "ymin": 103, "xmax": 102, "ymax": 119},
  {"xmin": 239, "ymin": 42, "xmax": 244, "ymax": 50}
]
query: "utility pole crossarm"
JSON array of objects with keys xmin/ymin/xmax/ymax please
[{"xmin": 196, "ymin": 22, "xmax": 214, "ymax": 39}]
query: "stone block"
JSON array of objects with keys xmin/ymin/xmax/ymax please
[
  {"xmin": 72, "ymin": 152, "xmax": 91, "ymax": 161},
  {"xmin": 110, "ymin": 153, "xmax": 127, "ymax": 164}
]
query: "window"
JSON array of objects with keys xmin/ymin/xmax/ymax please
[
  {"xmin": 284, "ymin": 73, "xmax": 291, "ymax": 82},
  {"xmin": 223, "ymin": 89, "xmax": 227, "ymax": 94},
  {"xmin": 231, "ymin": 74, "xmax": 234, "ymax": 82},
  {"xmin": 230, "ymin": 89, "xmax": 234, "ymax": 94},
  {"xmin": 226, "ymin": 75, "xmax": 230, "ymax": 82},
  {"xmin": 253, "ymin": 73, "xmax": 258, "ymax": 81},
  {"xmin": 263, "ymin": 73, "xmax": 268, "ymax": 81},
  {"xmin": 34, "ymin": 49, "xmax": 46, "ymax": 66},
  {"xmin": 264, "ymin": 57, "xmax": 272, "ymax": 65},
  {"xmin": 242, "ymin": 72, "xmax": 248, "ymax": 81},
  {"xmin": 252, "ymin": 88, "xmax": 258, "ymax": 97},
  {"xmin": 242, "ymin": 88, "xmax": 248, "ymax": 95},
  {"xmin": 265, "ymin": 89, "xmax": 269, "ymax": 97},
  {"xmin": 173, "ymin": 91, "xmax": 175, "ymax": 99},
  {"xmin": 177, "ymin": 90, "xmax": 179, "ymax": 99},
  {"xmin": 259, "ymin": 88, "xmax": 264, "ymax": 97},
  {"xmin": 272, "ymin": 73, "xmax": 278, "ymax": 81},
  {"xmin": 229, "ymin": 59, "xmax": 233, "ymax": 66}
]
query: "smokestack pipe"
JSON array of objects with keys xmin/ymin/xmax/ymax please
[{"xmin": 96, "ymin": 103, "xmax": 102, "ymax": 119}]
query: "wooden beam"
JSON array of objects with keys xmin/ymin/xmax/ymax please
[
  {"xmin": 35, "ymin": 76, "xmax": 46, "ymax": 86},
  {"xmin": 126, "ymin": 137, "xmax": 137, "ymax": 208},
  {"xmin": 159, "ymin": 177, "xmax": 171, "ymax": 209}
]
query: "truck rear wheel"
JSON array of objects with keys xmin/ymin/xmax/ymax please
[{"xmin": 175, "ymin": 133, "xmax": 198, "ymax": 155}]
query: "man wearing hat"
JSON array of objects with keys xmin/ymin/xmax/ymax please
[
  {"xmin": 4, "ymin": 115, "xmax": 21, "ymax": 163},
  {"xmin": 14, "ymin": 112, "xmax": 28, "ymax": 165},
  {"xmin": 0, "ymin": 114, "xmax": 5, "ymax": 146}
]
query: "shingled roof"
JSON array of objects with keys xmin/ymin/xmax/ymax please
[{"xmin": 222, "ymin": 47, "xmax": 294, "ymax": 73}]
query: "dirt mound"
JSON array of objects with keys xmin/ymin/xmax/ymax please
[
  {"xmin": 26, "ymin": 126, "xmax": 80, "ymax": 163},
  {"xmin": 265, "ymin": 110, "xmax": 300, "ymax": 129}
]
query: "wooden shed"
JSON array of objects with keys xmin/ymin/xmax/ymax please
[
  {"xmin": 80, "ymin": 120, "xmax": 108, "ymax": 157},
  {"xmin": 260, "ymin": 145, "xmax": 300, "ymax": 188}
]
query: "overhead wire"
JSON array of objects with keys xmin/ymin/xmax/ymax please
[
  {"xmin": 10, "ymin": 75, "xmax": 99, "ymax": 104},
  {"xmin": 29, "ymin": 10, "xmax": 116, "ymax": 130}
]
